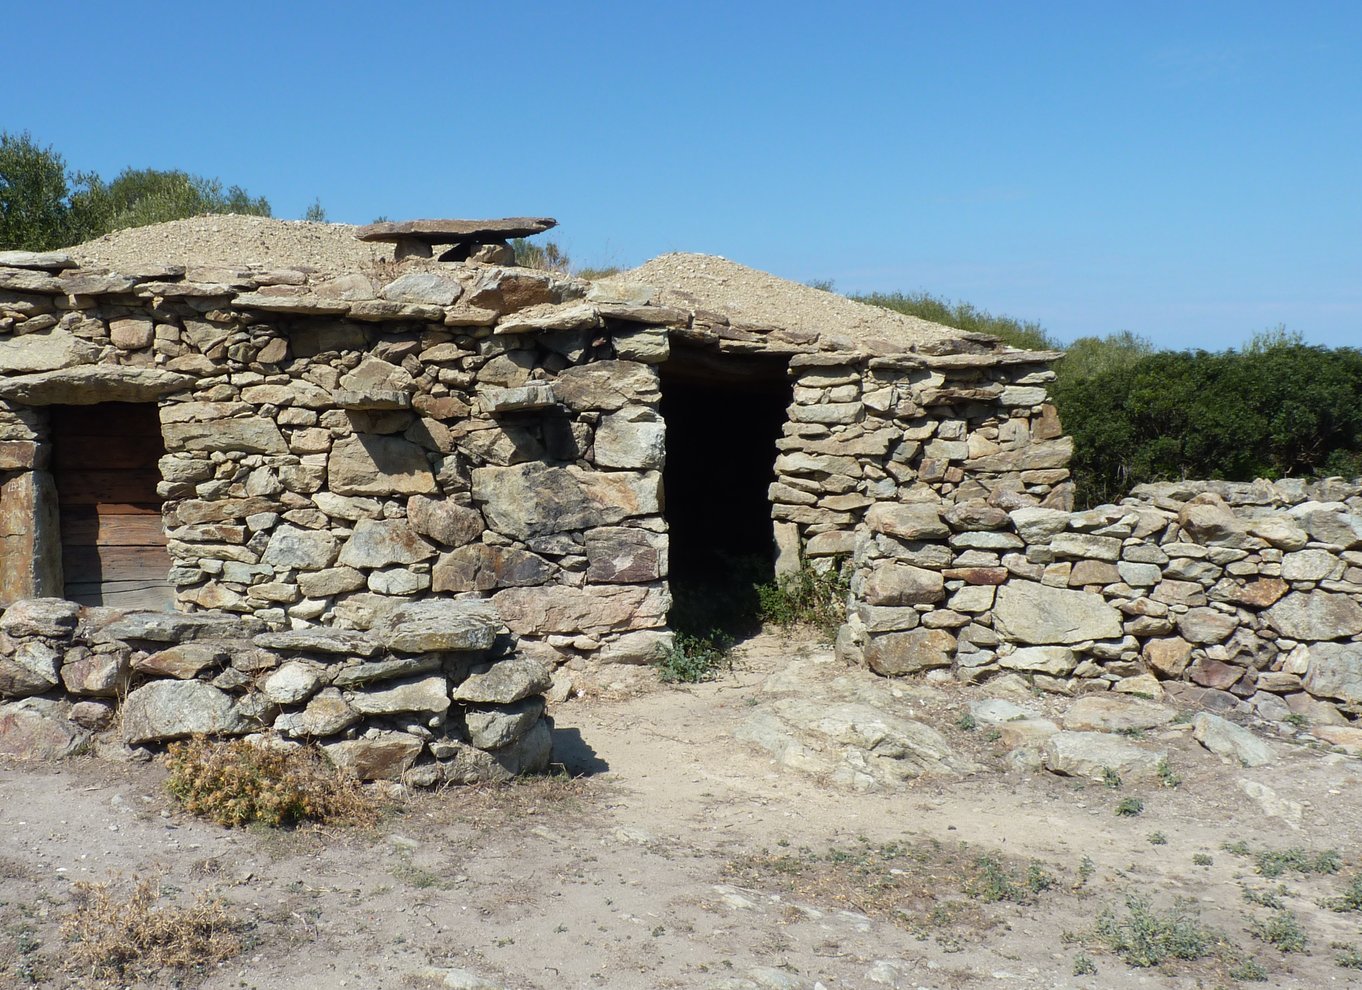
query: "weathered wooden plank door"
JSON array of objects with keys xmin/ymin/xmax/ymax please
[{"xmin": 50, "ymin": 403, "xmax": 173, "ymax": 609}]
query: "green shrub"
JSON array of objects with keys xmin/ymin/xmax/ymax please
[
  {"xmin": 1115, "ymin": 797, "xmax": 1144, "ymax": 817},
  {"xmin": 1095, "ymin": 895, "xmax": 1219, "ymax": 967},
  {"xmin": 1331, "ymin": 874, "xmax": 1362, "ymax": 912},
  {"xmin": 658, "ymin": 631, "xmax": 733, "ymax": 684},
  {"xmin": 757, "ymin": 564, "xmax": 848, "ymax": 636},
  {"xmin": 1052, "ymin": 340, "xmax": 1362, "ymax": 506},
  {"xmin": 1250, "ymin": 909, "xmax": 1306, "ymax": 953}
]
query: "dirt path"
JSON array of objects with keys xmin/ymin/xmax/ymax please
[{"xmin": 4, "ymin": 633, "xmax": 1362, "ymax": 989}]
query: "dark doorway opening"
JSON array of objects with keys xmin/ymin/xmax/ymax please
[
  {"xmin": 659, "ymin": 345, "xmax": 792, "ymax": 640},
  {"xmin": 50, "ymin": 403, "xmax": 173, "ymax": 609}
]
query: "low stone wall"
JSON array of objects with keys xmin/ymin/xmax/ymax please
[
  {"xmin": 0, "ymin": 597, "xmax": 552, "ymax": 783},
  {"xmin": 841, "ymin": 477, "xmax": 1362, "ymax": 735}
]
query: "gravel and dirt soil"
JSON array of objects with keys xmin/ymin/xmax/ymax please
[{"xmin": 4, "ymin": 631, "xmax": 1362, "ymax": 989}]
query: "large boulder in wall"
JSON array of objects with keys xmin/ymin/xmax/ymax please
[{"xmin": 992, "ymin": 581, "xmax": 1123, "ymax": 645}]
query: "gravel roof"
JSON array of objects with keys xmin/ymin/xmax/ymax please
[
  {"xmin": 68, "ymin": 215, "xmax": 394, "ymax": 272},
  {"xmin": 618, "ymin": 253, "xmax": 964, "ymax": 348},
  {"xmin": 66, "ymin": 217, "xmax": 968, "ymax": 350}
]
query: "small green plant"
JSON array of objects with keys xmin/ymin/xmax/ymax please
[
  {"xmin": 965, "ymin": 855, "xmax": 1054, "ymax": 903},
  {"xmin": 1255, "ymin": 847, "xmax": 1341, "ymax": 878},
  {"xmin": 1228, "ymin": 958, "xmax": 1269, "ymax": 981},
  {"xmin": 1077, "ymin": 856, "xmax": 1096, "ymax": 888},
  {"xmin": 1337, "ymin": 946, "xmax": 1362, "ymax": 968},
  {"xmin": 1095, "ymin": 895, "xmax": 1219, "ymax": 967},
  {"xmin": 302, "ymin": 197, "xmax": 327, "ymax": 222},
  {"xmin": 1243, "ymin": 884, "xmax": 1287, "ymax": 909},
  {"xmin": 1072, "ymin": 953, "xmax": 1097, "ymax": 975},
  {"xmin": 756, "ymin": 564, "xmax": 848, "ymax": 637},
  {"xmin": 1193, "ymin": 853, "xmax": 1213, "ymax": 867},
  {"xmin": 1284, "ymin": 712, "xmax": 1308, "ymax": 729},
  {"xmin": 956, "ymin": 712, "xmax": 977, "ymax": 731},
  {"xmin": 1156, "ymin": 759, "xmax": 1182, "ymax": 788},
  {"xmin": 165, "ymin": 737, "xmax": 377, "ymax": 828},
  {"xmin": 1250, "ymin": 909, "xmax": 1307, "ymax": 953},
  {"xmin": 1102, "ymin": 767, "xmax": 1122, "ymax": 789},
  {"xmin": 1148, "ymin": 832, "xmax": 1167, "ymax": 846},
  {"xmin": 1223, "ymin": 840, "xmax": 1252, "ymax": 857},
  {"xmin": 1330, "ymin": 874, "xmax": 1362, "ymax": 912},
  {"xmin": 1115, "ymin": 798, "xmax": 1144, "ymax": 817},
  {"xmin": 658, "ymin": 631, "xmax": 733, "ymax": 684}
]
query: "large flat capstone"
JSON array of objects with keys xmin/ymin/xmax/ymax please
[
  {"xmin": 992, "ymin": 581, "xmax": 1123, "ymax": 645},
  {"xmin": 0, "ymin": 367, "xmax": 195, "ymax": 404}
]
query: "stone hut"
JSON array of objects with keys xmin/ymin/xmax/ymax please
[
  {"xmin": 2, "ymin": 217, "xmax": 1358, "ymax": 774},
  {"xmin": 0, "ymin": 217, "xmax": 1071, "ymax": 774}
]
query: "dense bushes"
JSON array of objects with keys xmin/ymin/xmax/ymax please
[
  {"xmin": 0, "ymin": 131, "xmax": 270, "ymax": 251},
  {"xmin": 860, "ymin": 292, "xmax": 1362, "ymax": 506},
  {"xmin": 1054, "ymin": 338, "xmax": 1362, "ymax": 506}
]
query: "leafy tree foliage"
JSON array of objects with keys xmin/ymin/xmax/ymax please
[
  {"xmin": 859, "ymin": 291, "xmax": 1362, "ymax": 505},
  {"xmin": 1053, "ymin": 339, "xmax": 1362, "ymax": 505},
  {"xmin": 0, "ymin": 131, "xmax": 79, "ymax": 250},
  {"xmin": 0, "ymin": 131, "xmax": 270, "ymax": 251}
]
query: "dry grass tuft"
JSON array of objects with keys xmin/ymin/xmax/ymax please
[
  {"xmin": 61, "ymin": 877, "xmax": 245, "ymax": 983},
  {"xmin": 725, "ymin": 838, "xmax": 1061, "ymax": 934},
  {"xmin": 414, "ymin": 772, "xmax": 594, "ymax": 828},
  {"xmin": 165, "ymin": 736, "xmax": 378, "ymax": 828}
]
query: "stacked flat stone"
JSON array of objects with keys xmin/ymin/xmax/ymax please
[
  {"xmin": 0, "ymin": 597, "xmax": 552, "ymax": 783},
  {"xmin": 840, "ymin": 475, "xmax": 1362, "ymax": 748}
]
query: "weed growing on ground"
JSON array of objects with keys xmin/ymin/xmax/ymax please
[
  {"xmin": 1228, "ymin": 958, "xmax": 1269, "ymax": 981},
  {"xmin": 658, "ymin": 630, "xmax": 734, "ymax": 683},
  {"xmin": 757, "ymin": 564, "xmax": 848, "ymax": 638},
  {"xmin": 61, "ymin": 877, "xmax": 245, "ymax": 983},
  {"xmin": 1094, "ymin": 895, "xmax": 1220, "ymax": 967},
  {"xmin": 1252, "ymin": 846, "xmax": 1341, "ymax": 878},
  {"xmin": 165, "ymin": 737, "xmax": 377, "ymax": 828},
  {"xmin": 1072, "ymin": 952, "xmax": 1097, "ymax": 975},
  {"xmin": 1250, "ymin": 909, "xmax": 1307, "ymax": 953},
  {"xmin": 1193, "ymin": 853, "xmax": 1214, "ymax": 867},
  {"xmin": 1148, "ymin": 832, "xmax": 1167, "ymax": 846},
  {"xmin": 725, "ymin": 839, "xmax": 1063, "ymax": 933},
  {"xmin": 1115, "ymin": 797, "xmax": 1144, "ymax": 817},
  {"xmin": 1242, "ymin": 884, "xmax": 1288, "ymax": 909},
  {"xmin": 956, "ymin": 712, "xmax": 977, "ymax": 731},
  {"xmin": 1331, "ymin": 874, "xmax": 1362, "ymax": 912},
  {"xmin": 1075, "ymin": 856, "xmax": 1096, "ymax": 889},
  {"xmin": 1102, "ymin": 767, "xmax": 1122, "ymax": 789},
  {"xmin": 1337, "ymin": 946, "xmax": 1362, "ymax": 968},
  {"xmin": 1156, "ymin": 759, "xmax": 1182, "ymax": 788}
]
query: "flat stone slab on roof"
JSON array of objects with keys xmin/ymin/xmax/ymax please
[{"xmin": 355, "ymin": 218, "xmax": 557, "ymax": 244}]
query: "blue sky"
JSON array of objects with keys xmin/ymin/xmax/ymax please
[{"xmin": 4, "ymin": 1, "xmax": 1359, "ymax": 350}]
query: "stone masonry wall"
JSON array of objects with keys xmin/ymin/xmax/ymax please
[
  {"xmin": 841, "ymin": 473, "xmax": 1362, "ymax": 747},
  {"xmin": 0, "ymin": 597, "xmax": 553, "ymax": 783},
  {"xmin": 0, "ymin": 253, "xmax": 683, "ymax": 677}
]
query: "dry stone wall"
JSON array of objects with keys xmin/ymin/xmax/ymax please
[
  {"xmin": 841, "ymin": 473, "xmax": 1362, "ymax": 743},
  {"xmin": 0, "ymin": 252, "xmax": 687, "ymax": 675},
  {"xmin": 0, "ymin": 596, "xmax": 553, "ymax": 782}
]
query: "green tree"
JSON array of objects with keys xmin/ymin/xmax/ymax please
[
  {"xmin": 0, "ymin": 131, "xmax": 74, "ymax": 250},
  {"xmin": 0, "ymin": 130, "xmax": 271, "ymax": 250},
  {"xmin": 303, "ymin": 198, "xmax": 327, "ymax": 222},
  {"xmin": 1057, "ymin": 330, "xmax": 1156, "ymax": 381}
]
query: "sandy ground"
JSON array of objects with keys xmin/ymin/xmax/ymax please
[{"xmin": 3, "ymin": 633, "xmax": 1362, "ymax": 990}]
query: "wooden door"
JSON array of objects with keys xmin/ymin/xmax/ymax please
[{"xmin": 51, "ymin": 404, "xmax": 173, "ymax": 609}]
